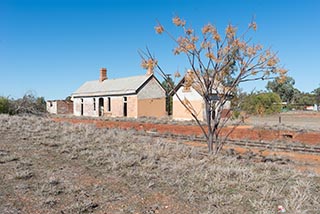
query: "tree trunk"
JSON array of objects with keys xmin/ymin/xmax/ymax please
[
  {"xmin": 205, "ymin": 100, "xmax": 214, "ymax": 153},
  {"xmin": 214, "ymin": 133, "xmax": 221, "ymax": 155},
  {"xmin": 208, "ymin": 132, "xmax": 214, "ymax": 153}
]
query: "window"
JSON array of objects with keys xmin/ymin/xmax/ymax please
[
  {"xmin": 93, "ymin": 98, "xmax": 96, "ymax": 111},
  {"xmin": 107, "ymin": 97, "xmax": 111, "ymax": 111}
]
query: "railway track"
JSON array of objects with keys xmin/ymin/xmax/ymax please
[
  {"xmin": 52, "ymin": 117, "xmax": 320, "ymax": 155},
  {"xmin": 140, "ymin": 131, "xmax": 320, "ymax": 154}
]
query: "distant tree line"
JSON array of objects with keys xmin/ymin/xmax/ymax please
[
  {"xmin": 266, "ymin": 76, "xmax": 320, "ymax": 110},
  {"xmin": 231, "ymin": 76, "xmax": 320, "ymax": 116},
  {"xmin": 0, "ymin": 92, "xmax": 46, "ymax": 115}
]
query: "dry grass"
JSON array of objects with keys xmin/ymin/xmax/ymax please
[
  {"xmin": 0, "ymin": 114, "xmax": 319, "ymax": 214},
  {"xmin": 243, "ymin": 111, "xmax": 320, "ymax": 132}
]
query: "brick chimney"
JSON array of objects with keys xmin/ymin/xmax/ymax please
[
  {"xmin": 145, "ymin": 59, "xmax": 154, "ymax": 76},
  {"xmin": 146, "ymin": 66, "xmax": 153, "ymax": 76},
  {"xmin": 99, "ymin": 68, "xmax": 107, "ymax": 82}
]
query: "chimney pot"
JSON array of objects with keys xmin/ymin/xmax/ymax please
[{"xmin": 100, "ymin": 68, "xmax": 107, "ymax": 82}]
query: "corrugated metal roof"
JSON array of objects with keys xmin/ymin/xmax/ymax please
[{"xmin": 72, "ymin": 75, "xmax": 152, "ymax": 97}]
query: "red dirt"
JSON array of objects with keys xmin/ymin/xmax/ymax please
[
  {"xmin": 52, "ymin": 117, "xmax": 320, "ymax": 175},
  {"xmin": 52, "ymin": 117, "xmax": 320, "ymax": 145}
]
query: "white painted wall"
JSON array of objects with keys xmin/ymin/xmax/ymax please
[
  {"xmin": 46, "ymin": 101, "xmax": 57, "ymax": 114},
  {"xmin": 73, "ymin": 97, "xmax": 99, "ymax": 117},
  {"xmin": 173, "ymin": 86, "xmax": 202, "ymax": 101}
]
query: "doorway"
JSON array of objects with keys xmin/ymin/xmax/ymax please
[
  {"xmin": 80, "ymin": 99, "xmax": 84, "ymax": 116},
  {"xmin": 123, "ymin": 97, "xmax": 127, "ymax": 117},
  {"xmin": 99, "ymin": 98, "xmax": 104, "ymax": 116}
]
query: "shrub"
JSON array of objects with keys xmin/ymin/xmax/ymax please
[
  {"xmin": 241, "ymin": 92, "xmax": 282, "ymax": 115},
  {"xmin": 0, "ymin": 92, "xmax": 46, "ymax": 115},
  {"xmin": 0, "ymin": 96, "xmax": 10, "ymax": 114}
]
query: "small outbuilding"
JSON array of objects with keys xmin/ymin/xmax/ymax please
[
  {"xmin": 71, "ymin": 68, "xmax": 166, "ymax": 118},
  {"xmin": 46, "ymin": 100, "xmax": 73, "ymax": 115}
]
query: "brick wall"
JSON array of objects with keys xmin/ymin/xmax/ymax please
[
  {"xmin": 57, "ymin": 100, "xmax": 73, "ymax": 114},
  {"xmin": 73, "ymin": 97, "xmax": 98, "ymax": 117},
  {"xmin": 173, "ymin": 99, "xmax": 204, "ymax": 121},
  {"xmin": 47, "ymin": 100, "xmax": 73, "ymax": 115},
  {"xmin": 172, "ymin": 87, "xmax": 231, "ymax": 121},
  {"xmin": 138, "ymin": 98, "xmax": 166, "ymax": 118}
]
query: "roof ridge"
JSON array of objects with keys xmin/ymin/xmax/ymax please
[
  {"xmin": 72, "ymin": 74, "xmax": 154, "ymax": 97},
  {"xmin": 86, "ymin": 74, "xmax": 149, "ymax": 82}
]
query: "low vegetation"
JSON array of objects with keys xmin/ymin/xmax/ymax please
[
  {"xmin": 240, "ymin": 92, "xmax": 282, "ymax": 115},
  {"xmin": 0, "ymin": 114, "xmax": 319, "ymax": 213},
  {"xmin": 0, "ymin": 92, "xmax": 46, "ymax": 115}
]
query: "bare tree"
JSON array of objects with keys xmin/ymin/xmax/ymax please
[
  {"xmin": 9, "ymin": 92, "xmax": 46, "ymax": 116},
  {"xmin": 141, "ymin": 16, "xmax": 287, "ymax": 154}
]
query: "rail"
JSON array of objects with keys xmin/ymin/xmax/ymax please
[{"xmin": 140, "ymin": 131, "xmax": 320, "ymax": 154}]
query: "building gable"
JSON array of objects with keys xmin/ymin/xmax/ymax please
[
  {"xmin": 137, "ymin": 76, "xmax": 166, "ymax": 99},
  {"xmin": 173, "ymin": 85, "xmax": 203, "ymax": 101}
]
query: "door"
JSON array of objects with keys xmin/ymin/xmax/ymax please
[
  {"xmin": 99, "ymin": 98, "xmax": 104, "ymax": 116},
  {"xmin": 80, "ymin": 99, "xmax": 84, "ymax": 116},
  {"xmin": 123, "ymin": 97, "xmax": 127, "ymax": 117}
]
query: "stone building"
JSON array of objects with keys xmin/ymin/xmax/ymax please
[
  {"xmin": 46, "ymin": 100, "xmax": 73, "ymax": 115},
  {"xmin": 71, "ymin": 68, "xmax": 166, "ymax": 118}
]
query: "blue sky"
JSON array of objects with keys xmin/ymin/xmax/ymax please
[{"xmin": 1, "ymin": 0, "xmax": 319, "ymax": 100}]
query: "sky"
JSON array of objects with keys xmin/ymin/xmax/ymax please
[{"xmin": 1, "ymin": 0, "xmax": 319, "ymax": 100}]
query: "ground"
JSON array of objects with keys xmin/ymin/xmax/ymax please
[
  {"xmin": 53, "ymin": 111, "xmax": 320, "ymax": 174},
  {"xmin": 0, "ymin": 113, "xmax": 319, "ymax": 213}
]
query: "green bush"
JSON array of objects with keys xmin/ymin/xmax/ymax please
[
  {"xmin": 241, "ymin": 92, "xmax": 281, "ymax": 115},
  {"xmin": 0, "ymin": 97, "xmax": 10, "ymax": 114}
]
